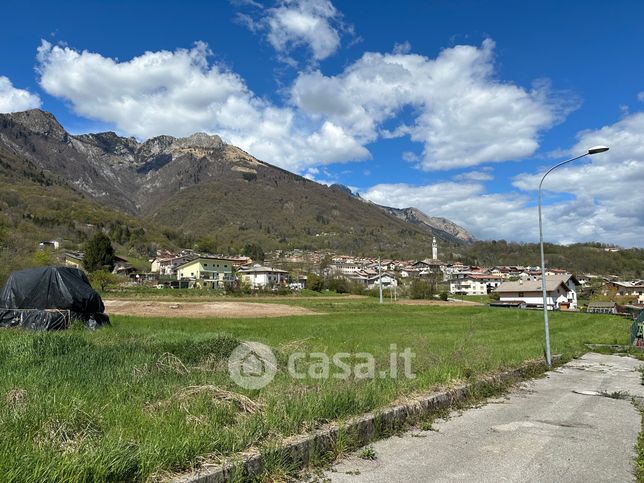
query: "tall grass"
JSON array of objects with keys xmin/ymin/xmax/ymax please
[{"xmin": 0, "ymin": 300, "xmax": 629, "ymax": 481}]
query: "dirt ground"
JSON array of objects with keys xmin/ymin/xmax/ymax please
[{"xmin": 104, "ymin": 300, "xmax": 321, "ymax": 318}]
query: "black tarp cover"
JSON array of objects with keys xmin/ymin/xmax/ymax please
[{"xmin": 0, "ymin": 266, "xmax": 109, "ymax": 330}]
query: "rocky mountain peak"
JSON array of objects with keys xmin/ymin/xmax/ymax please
[
  {"xmin": 174, "ymin": 132, "xmax": 224, "ymax": 150},
  {"xmin": 329, "ymin": 184, "xmax": 354, "ymax": 196},
  {"xmin": 138, "ymin": 135, "xmax": 176, "ymax": 157},
  {"xmin": 2, "ymin": 109, "xmax": 67, "ymax": 141},
  {"xmin": 75, "ymin": 131, "xmax": 139, "ymax": 156},
  {"xmin": 378, "ymin": 205, "xmax": 475, "ymax": 243},
  {"xmin": 0, "ymin": 109, "xmax": 474, "ymax": 251}
]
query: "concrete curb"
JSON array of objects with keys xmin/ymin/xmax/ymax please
[{"xmin": 171, "ymin": 356, "xmax": 561, "ymax": 483}]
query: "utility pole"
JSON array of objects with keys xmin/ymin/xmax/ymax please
[{"xmin": 378, "ymin": 256, "xmax": 383, "ymax": 304}]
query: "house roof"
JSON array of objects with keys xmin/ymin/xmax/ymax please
[
  {"xmin": 175, "ymin": 257, "xmax": 234, "ymax": 269},
  {"xmin": 412, "ymin": 258, "xmax": 444, "ymax": 266},
  {"xmin": 495, "ymin": 275, "xmax": 571, "ymax": 293},
  {"xmin": 609, "ymin": 280, "xmax": 644, "ymax": 289},
  {"xmin": 237, "ymin": 265, "xmax": 288, "ymax": 274},
  {"xmin": 462, "ymin": 274, "xmax": 503, "ymax": 280},
  {"xmin": 587, "ymin": 302, "xmax": 616, "ymax": 308},
  {"xmin": 64, "ymin": 252, "xmax": 128, "ymax": 263},
  {"xmin": 366, "ymin": 272, "xmax": 396, "ymax": 281}
]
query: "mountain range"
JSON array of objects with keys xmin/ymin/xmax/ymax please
[{"xmin": 0, "ymin": 109, "xmax": 473, "ymax": 259}]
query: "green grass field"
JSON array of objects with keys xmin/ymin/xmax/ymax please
[{"xmin": 0, "ymin": 299, "xmax": 630, "ymax": 481}]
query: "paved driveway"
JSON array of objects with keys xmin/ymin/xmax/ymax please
[{"xmin": 321, "ymin": 353, "xmax": 644, "ymax": 482}]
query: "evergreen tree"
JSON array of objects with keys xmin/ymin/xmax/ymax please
[
  {"xmin": 242, "ymin": 243, "xmax": 265, "ymax": 263},
  {"xmin": 83, "ymin": 232, "xmax": 115, "ymax": 272}
]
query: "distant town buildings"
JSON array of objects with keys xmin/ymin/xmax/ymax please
[
  {"xmin": 237, "ymin": 265, "xmax": 288, "ymax": 289},
  {"xmin": 175, "ymin": 256, "xmax": 237, "ymax": 289},
  {"xmin": 494, "ymin": 275, "xmax": 579, "ymax": 310},
  {"xmin": 40, "ymin": 235, "xmax": 642, "ymax": 312},
  {"xmin": 450, "ymin": 274, "xmax": 503, "ymax": 296},
  {"xmin": 602, "ymin": 280, "xmax": 644, "ymax": 298}
]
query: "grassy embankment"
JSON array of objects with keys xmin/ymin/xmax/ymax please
[{"xmin": 0, "ymin": 298, "xmax": 629, "ymax": 481}]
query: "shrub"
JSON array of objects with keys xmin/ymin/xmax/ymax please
[
  {"xmin": 325, "ymin": 276, "xmax": 350, "ymax": 294},
  {"xmin": 410, "ymin": 278, "xmax": 435, "ymax": 299}
]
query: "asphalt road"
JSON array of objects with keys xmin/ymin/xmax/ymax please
[{"xmin": 320, "ymin": 353, "xmax": 644, "ymax": 482}]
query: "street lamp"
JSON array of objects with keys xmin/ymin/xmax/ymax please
[{"xmin": 539, "ymin": 145, "xmax": 609, "ymax": 367}]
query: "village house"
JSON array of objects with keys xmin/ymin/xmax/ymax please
[
  {"xmin": 64, "ymin": 251, "xmax": 84, "ymax": 269},
  {"xmin": 366, "ymin": 273, "xmax": 398, "ymax": 290},
  {"xmin": 151, "ymin": 255, "xmax": 196, "ymax": 276},
  {"xmin": 175, "ymin": 256, "xmax": 235, "ymax": 288},
  {"xmin": 412, "ymin": 259, "xmax": 444, "ymax": 274},
  {"xmin": 113, "ymin": 259, "xmax": 136, "ymax": 276},
  {"xmin": 494, "ymin": 275, "xmax": 579, "ymax": 310},
  {"xmin": 38, "ymin": 240, "xmax": 60, "ymax": 250},
  {"xmin": 332, "ymin": 259, "xmax": 361, "ymax": 276},
  {"xmin": 64, "ymin": 251, "xmax": 130, "ymax": 273},
  {"xmin": 349, "ymin": 271, "xmax": 398, "ymax": 290},
  {"xmin": 545, "ymin": 268, "xmax": 569, "ymax": 276},
  {"xmin": 450, "ymin": 274, "xmax": 503, "ymax": 296},
  {"xmin": 489, "ymin": 266, "xmax": 528, "ymax": 279},
  {"xmin": 399, "ymin": 266, "xmax": 420, "ymax": 278},
  {"xmin": 237, "ymin": 265, "xmax": 288, "ymax": 289},
  {"xmin": 602, "ymin": 280, "xmax": 644, "ymax": 298},
  {"xmin": 586, "ymin": 302, "xmax": 618, "ymax": 314},
  {"xmin": 224, "ymin": 255, "xmax": 253, "ymax": 269}
]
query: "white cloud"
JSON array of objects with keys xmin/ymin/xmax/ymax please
[
  {"xmin": 268, "ymin": 0, "xmax": 340, "ymax": 61},
  {"xmin": 238, "ymin": 0, "xmax": 343, "ymax": 63},
  {"xmin": 360, "ymin": 111, "xmax": 644, "ymax": 248},
  {"xmin": 453, "ymin": 170, "xmax": 494, "ymax": 182},
  {"xmin": 392, "ymin": 41, "xmax": 412, "ymax": 55},
  {"xmin": 402, "ymin": 151, "xmax": 419, "ymax": 162},
  {"xmin": 361, "ymin": 113, "xmax": 644, "ymax": 247},
  {"xmin": 511, "ymin": 112, "xmax": 644, "ymax": 246},
  {"xmin": 36, "ymin": 40, "xmax": 368, "ymax": 172},
  {"xmin": 638, "ymin": 91, "xmax": 644, "ymax": 102},
  {"xmin": 361, "ymin": 181, "xmax": 535, "ymax": 241},
  {"xmin": 0, "ymin": 76, "xmax": 41, "ymax": 113},
  {"xmin": 292, "ymin": 39, "xmax": 574, "ymax": 170},
  {"xmin": 34, "ymin": 38, "xmax": 573, "ymax": 179}
]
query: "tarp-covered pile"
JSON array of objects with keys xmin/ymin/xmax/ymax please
[{"xmin": 0, "ymin": 266, "xmax": 110, "ymax": 330}]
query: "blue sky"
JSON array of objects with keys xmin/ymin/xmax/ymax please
[{"xmin": 1, "ymin": 0, "xmax": 643, "ymax": 247}]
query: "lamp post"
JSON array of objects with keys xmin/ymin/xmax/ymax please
[
  {"xmin": 539, "ymin": 145, "xmax": 609, "ymax": 367},
  {"xmin": 378, "ymin": 256, "xmax": 383, "ymax": 304}
]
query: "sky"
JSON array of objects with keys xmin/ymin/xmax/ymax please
[{"xmin": 1, "ymin": 0, "xmax": 643, "ymax": 247}]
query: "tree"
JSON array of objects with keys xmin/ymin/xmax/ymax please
[
  {"xmin": 319, "ymin": 254, "xmax": 333, "ymax": 270},
  {"xmin": 83, "ymin": 232, "xmax": 115, "ymax": 272},
  {"xmin": 32, "ymin": 250, "xmax": 53, "ymax": 266},
  {"xmin": 307, "ymin": 273, "xmax": 323, "ymax": 292},
  {"xmin": 195, "ymin": 237, "xmax": 217, "ymax": 254},
  {"xmin": 90, "ymin": 270, "xmax": 120, "ymax": 292},
  {"xmin": 242, "ymin": 243, "xmax": 265, "ymax": 263}
]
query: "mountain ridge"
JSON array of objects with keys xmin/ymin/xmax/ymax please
[
  {"xmin": 328, "ymin": 184, "xmax": 474, "ymax": 243},
  {"xmin": 0, "ymin": 109, "xmax": 473, "ymax": 256}
]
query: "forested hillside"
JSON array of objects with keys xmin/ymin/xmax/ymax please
[{"xmin": 455, "ymin": 240, "xmax": 643, "ymax": 278}]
